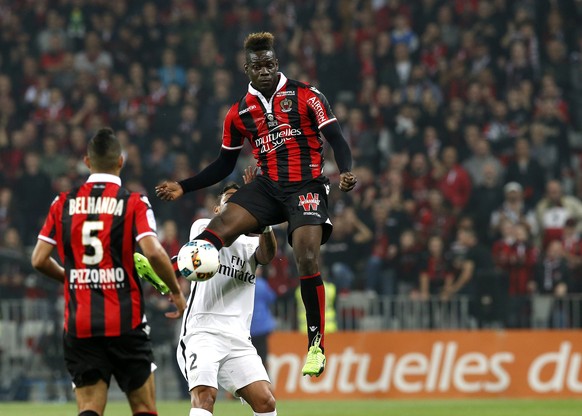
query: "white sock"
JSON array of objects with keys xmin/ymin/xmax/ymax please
[
  {"xmin": 254, "ymin": 411, "xmax": 277, "ymax": 416},
  {"xmin": 190, "ymin": 408, "xmax": 212, "ymax": 416}
]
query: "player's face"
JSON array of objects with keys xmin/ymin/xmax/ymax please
[{"xmin": 245, "ymin": 50, "xmax": 279, "ymax": 95}]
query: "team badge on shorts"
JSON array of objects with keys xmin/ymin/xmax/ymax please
[{"xmin": 280, "ymin": 98, "xmax": 292, "ymax": 112}]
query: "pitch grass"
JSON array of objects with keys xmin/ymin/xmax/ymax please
[{"xmin": 1, "ymin": 399, "xmax": 581, "ymax": 416}]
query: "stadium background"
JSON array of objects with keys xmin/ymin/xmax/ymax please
[{"xmin": 1, "ymin": 0, "xmax": 582, "ymax": 410}]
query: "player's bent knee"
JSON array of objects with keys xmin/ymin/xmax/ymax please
[
  {"xmin": 191, "ymin": 386, "xmax": 217, "ymax": 411},
  {"xmin": 246, "ymin": 385, "xmax": 276, "ymax": 414},
  {"xmin": 253, "ymin": 393, "xmax": 276, "ymax": 413}
]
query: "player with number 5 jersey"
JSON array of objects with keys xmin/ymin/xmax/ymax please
[{"xmin": 31, "ymin": 128, "xmax": 186, "ymax": 416}]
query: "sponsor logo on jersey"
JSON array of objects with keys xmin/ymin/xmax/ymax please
[
  {"xmin": 298, "ymin": 192, "xmax": 320, "ymax": 211},
  {"xmin": 239, "ymin": 105, "xmax": 257, "ymax": 115},
  {"xmin": 218, "ymin": 254, "xmax": 256, "ymax": 284},
  {"xmin": 254, "ymin": 125, "xmax": 302, "ymax": 154},
  {"xmin": 69, "ymin": 267, "xmax": 126, "ymax": 290},
  {"xmin": 307, "ymin": 96, "xmax": 327, "ymax": 125},
  {"xmin": 276, "ymin": 90, "xmax": 296, "ymax": 96}
]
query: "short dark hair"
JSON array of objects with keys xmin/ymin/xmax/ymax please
[
  {"xmin": 87, "ymin": 128, "xmax": 121, "ymax": 171},
  {"xmin": 244, "ymin": 32, "xmax": 275, "ymax": 57},
  {"xmin": 219, "ymin": 182, "xmax": 240, "ymax": 198}
]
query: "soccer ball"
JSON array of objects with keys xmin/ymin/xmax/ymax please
[{"xmin": 177, "ymin": 239, "xmax": 220, "ymax": 282}]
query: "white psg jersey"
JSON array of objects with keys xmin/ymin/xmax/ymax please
[{"xmin": 179, "ymin": 219, "xmax": 260, "ymax": 339}]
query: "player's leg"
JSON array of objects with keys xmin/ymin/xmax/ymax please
[
  {"xmin": 198, "ymin": 202, "xmax": 259, "ymax": 248},
  {"xmin": 63, "ymin": 334, "xmax": 112, "ymax": 416},
  {"xmin": 109, "ymin": 323, "xmax": 158, "ymax": 415},
  {"xmin": 218, "ymin": 344, "xmax": 274, "ymax": 416},
  {"xmin": 75, "ymin": 379, "xmax": 108, "ymax": 415},
  {"xmin": 176, "ymin": 333, "xmax": 228, "ymax": 416},
  {"xmin": 194, "ymin": 178, "xmax": 284, "ymax": 250},
  {"xmin": 292, "ymin": 225, "xmax": 327, "ymax": 376},
  {"xmin": 286, "ymin": 177, "xmax": 333, "ymax": 377},
  {"xmin": 190, "ymin": 385, "xmax": 218, "ymax": 415},
  {"xmin": 237, "ymin": 381, "xmax": 276, "ymax": 415},
  {"xmin": 126, "ymin": 373, "xmax": 157, "ymax": 415}
]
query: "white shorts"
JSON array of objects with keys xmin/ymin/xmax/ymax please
[{"xmin": 176, "ymin": 330, "xmax": 270, "ymax": 396}]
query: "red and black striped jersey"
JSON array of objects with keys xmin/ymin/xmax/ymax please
[
  {"xmin": 38, "ymin": 173, "xmax": 158, "ymax": 338},
  {"xmin": 222, "ymin": 73, "xmax": 337, "ymax": 183}
]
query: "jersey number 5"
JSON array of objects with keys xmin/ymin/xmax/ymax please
[{"xmin": 82, "ymin": 221, "xmax": 104, "ymax": 265}]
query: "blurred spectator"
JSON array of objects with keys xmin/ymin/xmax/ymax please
[
  {"xmin": 536, "ymin": 180, "xmax": 582, "ymax": 248},
  {"xmin": 463, "ymin": 138, "xmax": 504, "ymax": 187},
  {"xmin": 39, "ymin": 134, "xmax": 68, "ymax": 181},
  {"xmin": 324, "ymin": 206, "xmax": 373, "ymax": 293},
  {"xmin": 159, "ymin": 219, "xmax": 181, "ymax": 258},
  {"xmin": 532, "ymin": 240, "xmax": 570, "ymax": 328},
  {"xmin": 251, "ymin": 269, "xmax": 277, "ymax": 371},
  {"xmin": 446, "ymin": 228, "xmax": 497, "ymax": 325},
  {"xmin": 416, "ymin": 188, "xmax": 456, "ymax": 245},
  {"xmin": 468, "ymin": 162, "xmax": 504, "ymax": 243},
  {"xmin": 490, "ymin": 181, "xmax": 538, "ymax": 238},
  {"xmin": 158, "ymin": 48, "xmax": 186, "ymax": 88},
  {"xmin": 504, "ymin": 137, "xmax": 546, "ymax": 207},
  {"xmin": 73, "ymin": 32, "xmax": 112, "ymax": 75},
  {"xmin": 433, "ymin": 146, "xmax": 472, "ymax": 215},
  {"xmin": 394, "ymin": 229, "xmax": 424, "ymax": 296},
  {"xmin": 365, "ymin": 199, "xmax": 398, "ymax": 296},
  {"xmin": 562, "ymin": 218, "xmax": 582, "ymax": 293},
  {"xmin": 14, "ymin": 152, "xmax": 53, "ymax": 246},
  {"xmin": 0, "ymin": 227, "xmax": 27, "ymax": 299},
  {"xmin": 419, "ymin": 234, "xmax": 454, "ymax": 299}
]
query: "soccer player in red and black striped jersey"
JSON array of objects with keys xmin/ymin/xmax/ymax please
[
  {"xmin": 31, "ymin": 128, "xmax": 186, "ymax": 416},
  {"xmin": 156, "ymin": 32, "xmax": 357, "ymax": 377}
]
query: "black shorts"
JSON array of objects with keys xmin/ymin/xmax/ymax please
[
  {"xmin": 63, "ymin": 323, "xmax": 155, "ymax": 393},
  {"xmin": 228, "ymin": 175, "xmax": 333, "ymax": 245}
]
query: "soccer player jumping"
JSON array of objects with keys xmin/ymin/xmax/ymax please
[{"xmin": 156, "ymin": 32, "xmax": 357, "ymax": 376}]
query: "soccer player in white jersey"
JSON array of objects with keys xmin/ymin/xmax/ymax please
[{"xmin": 177, "ymin": 180, "xmax": 278, "ymax": 416}]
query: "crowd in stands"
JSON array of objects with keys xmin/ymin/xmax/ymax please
[{"xmin": 2, "ymin": 0, "xmax": 582, "ymax": 329}]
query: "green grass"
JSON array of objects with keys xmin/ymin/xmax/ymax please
[{"xmin": 1, "ymin": 399, "xmax": 582, "ymax": 416}]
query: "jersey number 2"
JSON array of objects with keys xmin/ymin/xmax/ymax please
[
  {"xmin": 189, "ymin": 353, "xmax": 198, "ymax": 371},
  {"xmin": 82, "ymin": 221, "xmax": 104, "ymax": 265}
]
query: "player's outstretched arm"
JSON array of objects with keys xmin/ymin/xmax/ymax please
[
  {"xmin": 320, "ymin": 122, "xmax": 357, "ymax": 192},
  {"xmin": 155, "ymin": 180, "xmax": 184, "ymax": 201},
  {"xmin": 256, "ymin": 226, "xmax": 277, "ymax": 265},
  {"xmin": 139, "ymin": 235, "xmax": 187, "ymax": 318},
  {"xmin": 155, "ymin": 148, "xmax": 241, "ymax": 201}
]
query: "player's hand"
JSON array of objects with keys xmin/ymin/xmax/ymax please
[
  {"xmin": 243, "ymin": 166, "xmax": 258, "ymax": 184},
  {"xmin": 165, "ymin": 291, "xmax": 187, "ymax": 318},
  {"xmin": 339, "ymin": 172, "xmax": 357, "ymax": 192},
  {"xmin": 155, "ymin": 181, "xmax": 184, "ymax": 201}
]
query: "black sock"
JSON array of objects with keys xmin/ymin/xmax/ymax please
[
  {"xmin": 78, "ymin": 411, "xmax": 99, "ymax": 416},
  {"xmin": 300, "ymin": 273, "xmax": 325, "ymax": 352},
  {"xmin": 171, "ymin": 255, "xmax": 182, "ymax": 278},
  {"xmin": 194, "ymin": 229, "xmax": 224, "ymax": 251},
  {"xmin": 133, "ymin": 412, "xmax": 157, "ymax": 416}
]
